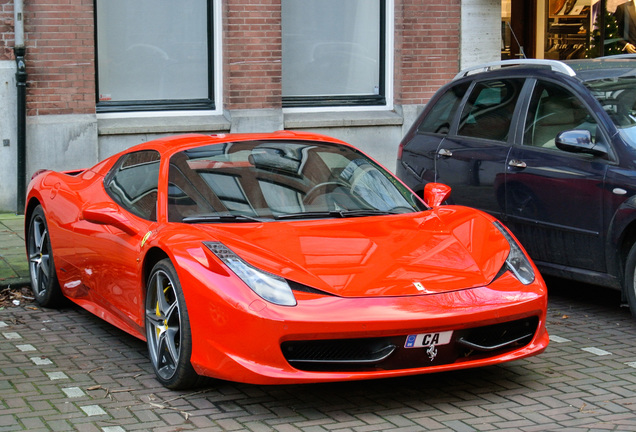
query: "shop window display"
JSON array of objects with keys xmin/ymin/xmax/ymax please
[
  {"xmin": 545, "ymin": 0, "xmax": 590, "ymax": 60},
  {"xmin": 502, "ymin": 0, "xmax": 636, "ymax": 60},
  {"xmin": 614, "ymin": 0, "xmax": 636, "ymax": 52}
]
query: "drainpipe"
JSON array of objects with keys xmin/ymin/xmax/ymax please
[{"xmin": 14, "ymin": 0, "xmax": 26, "ymax": 215}]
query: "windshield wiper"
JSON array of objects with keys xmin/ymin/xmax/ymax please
[
  {"xmin": 276, "ymin": 209, "xmax": 398, "ymax": 220},
  {"xmin": 182, "ymin": 214, "xmax": 267, "ymax": 223}
]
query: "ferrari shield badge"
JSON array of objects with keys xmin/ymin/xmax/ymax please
[{"xmin": 141, "ymin": 231, "xmax": 152, "ymax": 248}]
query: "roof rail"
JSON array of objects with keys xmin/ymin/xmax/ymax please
[{"xmin": 454, "ymin": 59, "xmax": 577, "ymax": 80}]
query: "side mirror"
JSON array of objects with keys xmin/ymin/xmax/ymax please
[
  {"xmin": 555, "ymin": 130, "xmax": 606, "ymax": 156},
  {"xmin": 424, "ymin": 182, "xmax": 451, "ymax": 208}
]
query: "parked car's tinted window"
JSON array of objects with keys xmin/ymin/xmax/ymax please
[
  {"xmin": 458, "ymin": 79, "xmax": 524, "ymax": 141},
  {"xmin": 523, "ymin": 80, "xmax": 599, "ymax": 150},
  {"xmin": 585, "ymin": 77, "xmax": 636, "ymax": 148},
  {"xmin": 105, "ymin": 150, "xmax": 160, "ymax": 221},
  {"xmin": 417, "ymin": 82, "xmax": 470, "ymax": 135}
]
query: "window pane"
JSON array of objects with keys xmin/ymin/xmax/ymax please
[
  {"xmin": 167, "ymin": 140, "xmax": 425, "ymax": 222},
  {"xmin": 282, "ymin": 0, "xmax": 381, "ymax": 97},
  {"xmin": 524, "ymin": 81, "xmax": 598, "ymax": 150},
  {"xmin": 96, "ymin": 0, "xmax": 209, "ymax": 103},
  {"xmin": 342, "ymin": 159, "xmax": 413, "ymax": 212},
  {"xmin": 199, "ymin": 173, "xmax": 256, "ymax": 215},
  {"xmin": 106, "ymin": 151, "xmax": 160, "ymax": 221},
  {"xmin": 458, "ymin": 79, "xmax": 524, "ymax": 142},
  {"xmin": 260, "ymin": 181, "xmax": 304, "ymax": 214},
  {"xmin": 417, "ymin": 82, "xmax": 470, "ymax": 135}
]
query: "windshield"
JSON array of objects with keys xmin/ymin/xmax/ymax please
[
  {"xmin": 586, "ymin": 77, "xmax": 636, "ymax": 145},
  {"xmin": 167, "ymin": 140, "xmax": 426, "ymax": 222}
]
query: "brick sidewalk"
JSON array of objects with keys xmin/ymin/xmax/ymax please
[
  {"xmin": 0, "ymin": 214, "xmax": 29, "ymax": 289},
  {"xmin": 2, "ymin": 281, "xmax": 636, "ymax": 431}
]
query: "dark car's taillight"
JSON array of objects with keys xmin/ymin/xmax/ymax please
[{"xmin": 397, "ymin": 140, "xmax": 405, "ymax": 160}]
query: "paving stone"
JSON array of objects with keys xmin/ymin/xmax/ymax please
[{"xmin": 3, "ymin": 262, "xmax": 636, "ymax": 431}]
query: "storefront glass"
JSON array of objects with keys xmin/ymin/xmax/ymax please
[{"xmin": 501, "ymin": 0, "xmax": 636, "ymax": 60}]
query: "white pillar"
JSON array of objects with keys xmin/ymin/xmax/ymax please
[{"xmin": 460, "ymin": 0, "xmax": 502, "ymax": 70}]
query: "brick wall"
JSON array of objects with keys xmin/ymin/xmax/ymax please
[
  {"xmin": 223, "ymin": 0, "xmax": 282, "ymax": 110},
  {"xmin": 0, "ymin": 0, "xmax": 14, "ymax": 60},
  {"xmin": 24, "ymin": 0, "xmax": 95, "ymax": 116},
  {"xmin": 394, "ymin": 0, "xmax": 460, "ymax": 105},
  {"xmin": 2, "ymin": 0, "xmax": 460, "ymax": 116}
]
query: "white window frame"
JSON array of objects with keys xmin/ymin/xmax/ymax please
[
  {"xmin": 282, "ymin": 0, "xmax": 394, "ymax": 112},
  {"xmin": 95, "ymin": 0, "xmax": 223, "ymax": 115}
]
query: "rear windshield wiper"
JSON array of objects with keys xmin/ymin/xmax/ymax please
[
  {"xmin": 276, "ymin": 209, "xmax": 398, "ymax": 220},
  {"xmin": 182, "ymin": 214, "xmax": 267, "ymax": 223}
]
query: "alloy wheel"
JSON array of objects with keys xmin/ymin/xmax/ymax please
[
  {"xmin": 145, "ymin": 269, "xmax": 182, "ymax": 381},
  {"xmin": 28, "ymin": 214, "xmax": 51, "ymax": 297}
]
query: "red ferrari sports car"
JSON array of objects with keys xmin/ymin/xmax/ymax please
[{"xmin": 25, "ymin": 131, "xmax": 548, "ymax": 389}]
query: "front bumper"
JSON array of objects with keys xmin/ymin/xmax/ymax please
[{"xmin": 183, "ymin": 269, "xmax": 548, "ymax": 385}]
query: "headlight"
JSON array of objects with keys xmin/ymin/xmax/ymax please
[
  {"xmin": 493, "ymin": 221, "xmax": 535, "ymax": 285},
  {"xmin": 204, "ymin": 242, "xmax": 297, "ymax": 306}
]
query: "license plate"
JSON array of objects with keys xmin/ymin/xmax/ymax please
[{"xmin": 404, "ymin": 331, "xmax": 453, "ymax": 348}]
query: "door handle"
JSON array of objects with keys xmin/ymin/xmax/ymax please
[
  {"xmin": 508, "ymin": 159, "xmax": 527, "ymax": 169},
  {"xmin": 438, "ymin": 148, "xmax": 453, "ymax": 158}
]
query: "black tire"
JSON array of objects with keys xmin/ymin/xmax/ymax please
[
  {"xmin": 625, "ymin": 243, "xmax": 636, "ymax": 319},
  {"xmin": 27, "ymin": 205, "xmax": 63, "ymax": 308},
  {"xmin": 145, "ymin": 259, "xmax": 199, "ymax": 389}
]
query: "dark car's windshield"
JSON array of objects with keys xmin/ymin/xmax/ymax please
[
  {"xmin": 585, "ymin": 76, "xmax": 636, "ymax": 145},
  {"xmin": 168, "ymin": 140, "xmax": 426, "ymax": 222}
]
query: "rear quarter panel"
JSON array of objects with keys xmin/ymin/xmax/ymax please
[{"xmin": 26, "ymin": 169, "xmax": 106, "ymax": 297}]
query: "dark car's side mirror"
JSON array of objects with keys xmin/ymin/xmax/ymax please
[{"xmin": 555, "ymin": 130, "xmax": 607, "ymax": 157}]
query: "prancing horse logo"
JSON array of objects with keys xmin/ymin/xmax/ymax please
[{"xmin": 427, "ymin": 343, "xmax": 437, "ymax": 361}]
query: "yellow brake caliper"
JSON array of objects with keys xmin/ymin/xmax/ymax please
[{"xmin": 155, "ymin": 284, "xmax": 171, "ymax": 338}]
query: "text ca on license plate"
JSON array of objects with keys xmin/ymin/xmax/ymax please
[{"xmin": 404, "ymin": 331, "xmax": 453, "ymax": 348}]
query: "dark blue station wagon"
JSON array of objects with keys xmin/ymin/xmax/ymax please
[{"xmin": 397, "ymin": 58, "xmax": 636, "ymax": 316}]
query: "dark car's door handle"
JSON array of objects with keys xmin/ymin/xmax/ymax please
[
  {"xmin": 508, "ymin": 159, "xmax": 527, "ymax": 169},
  {"xmin": 438, "ymin": 148, "xmax": 453, "ymax": 158}
]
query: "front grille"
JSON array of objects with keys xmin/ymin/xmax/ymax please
[
  {"xmin": 281, "ymin": 316, "xmax": 539, "ymax": 372},
  {"xmin": 282, "ymin": 338, "xmax": 396, "ymax": 371},
  {"xmin": 457, "ymin": 317, "xmax": 537, "ymax": 353}
]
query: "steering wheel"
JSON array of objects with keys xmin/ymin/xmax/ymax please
[{"xmin": 303, "ymin": 182, "xmax": 349, "ymax": 205}]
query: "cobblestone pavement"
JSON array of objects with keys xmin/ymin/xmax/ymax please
[
  {"xmin": 2, "ymin": 278, "xmax": 636, "ymax": 432},
  {"xmin": 0, "ymin": 214, "xmax": 28, "ymax": 288}
]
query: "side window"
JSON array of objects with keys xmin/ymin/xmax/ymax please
[
  {"xmin": 458, "ymin": 79, "xmax": 525, "ymax": 141},
  {"xmin": 523, "ymin": 80, "xmax": 599, "ymax": 150},
  {"xmin": 417, "ymin": 82, "xmax": 470, "ymax": 135},
  {"xmin": 105, "ymin": 150, "xmax": 160, "ymax": 221}
]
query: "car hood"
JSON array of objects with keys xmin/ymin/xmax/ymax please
[{"xmin": 194, "ymin": 207, "xmax": 511, "ymax": 297}]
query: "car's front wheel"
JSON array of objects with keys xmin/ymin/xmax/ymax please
[
  {"xmin": 624, "ymin": 243, "xmax": 636, "ymax": 319},
  {"xmin": 27, "ymin": 205, "xmax": 63, "ymax": 308},
  {"xmin": 145, "ymin": 259, "xmax": 199, "ymax": 389}
]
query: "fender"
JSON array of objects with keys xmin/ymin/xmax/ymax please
[{"xmin": 606, "ymin": 194, "xmax": 636, "ymax": 284}]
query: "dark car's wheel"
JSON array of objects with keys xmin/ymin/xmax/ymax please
[
  {"xmin": 27, "ymin": 205, "xmax": 63, "ymax": 308},
  {"xmin": 625, "ymin": 243, "xmax": 636, "ymax": 319},
  {"xmin": 145, "ymin": 259, "xmax": 199, "ymax": 389}
]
